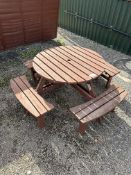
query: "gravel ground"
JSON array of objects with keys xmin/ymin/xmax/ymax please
[{"xmin": 0, "ymin": 28, "xmax": 131, "ymax": 175}]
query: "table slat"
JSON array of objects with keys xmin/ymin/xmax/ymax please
[
  {"xmin": 34, "ymin": 58, "xmax": 66, "ymax": 83},
  {"xmin": 55, "ymin": 47, "xmax": 101, "ymax": 76},
  {"xmin": 37, "ymin": 53, "xmax": 82, "ymax": 83},
  {"xmin": 43, "ymin": 50, "xmax": 91, "ymax": 81},
  {"xmin": 60, "ymin": 46, "xmax": 104, "ymax": 73}
]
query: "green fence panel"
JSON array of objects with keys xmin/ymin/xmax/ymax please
[{"xmin": 59, "ymin": 0, "xmax": 131, "ymax": 55}]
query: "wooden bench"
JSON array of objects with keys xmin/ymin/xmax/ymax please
[
  {"xmin": 70, "ymin": 85, "xmax": 127, "ymax": 134},
  {"xmin": 10, "ymin": 75, "xmax": 54, "ymax": 128}
]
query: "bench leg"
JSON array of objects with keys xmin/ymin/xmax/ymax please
[
  {"xmin": 37, "ymin": 115, "xmax": 45, "ymax": 128},
  {"xmin": 111, "ymin": 107, "xmax": 116, "ymax": 112},
  {"xmin": 97, "ymin": 116, "xmax": 104, "ymax": 123},
  {"xmin": 79, "ymin": 122, "xmax": 86, "ymax": 134},
  {"xmin": 106, "ymin": 76, "xmax": 112, "ymax": 88}
]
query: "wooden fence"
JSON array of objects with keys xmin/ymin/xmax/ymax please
[{"xmin": 0, "ymin": 0, "xmax": 59, "ymax": 51}]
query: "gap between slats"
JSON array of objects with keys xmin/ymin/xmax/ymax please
[
  {"xmin": 71, "ymin": 85, "xmax": 119, "ymax": 114},
  {"xmin": 77, "ymin": 88, "xmax": 125, "ymax": 120},
  {"xmin": 81, "ymin": 91, "xmax": 127, "ymax": 123},
  {"xmin": 40, "ymin": 50, "xmax": 91, "ymax": 82},
  {"xmin": 33, "ymin": 60, "xmax": 65, "ymax": 82},
  {"xmin": 59, "ymin": 46, "xmax": 104, "ymax": 74},
  {"xmin": 64, "ymin": 46, "xmax": 118, "ymax": 76},
  {"xmin": 47, "ymin": 48, "xmax": 99, "ymax": 77},
  {"xmin": 14, "ymin": 77, "xmax": 48, "ymax": 114},
  {"xmin": 11, "ymin": 79, "xmax": 40, "ymax": 117},
  {"xmin": 72, "ymin": 46, "xmax": 119, "ymax": 74},
  {"xmin": 54, "ymin": 47, "xmax": 101, "ymax": 76},
  {"xmin": 19, "ymin": 76, "xmax": 52, "ymax": 111},
  {"xmin": 35, "ymin": 55, "xmax": 76, "ymax": 83}
]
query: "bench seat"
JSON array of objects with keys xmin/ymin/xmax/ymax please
[
  {"xmin": 10, "ymin": 75, "xmax": 54, "ymax": 128},
  {"xmin": 70, "ymin": 85, "xmax": 127, "ymax": 134}
]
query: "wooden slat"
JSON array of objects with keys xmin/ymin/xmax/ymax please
[
  {"xmin": 73, "ymin": 46, "xmax": 106, "ymax": 64},
  {"xmin": 70, "ymin": 85, "xmax": 119, "ymax": 114},
  {"xmin": 76, "ymin": 87, "xmax": 125, "ymax": 120},
  {"xmin": 81, "ymin": 91, "xmax": 127, "ymax": 123},
  {"xmin": 104, "ymin": 62, "xmax": 120, "ymax": 74},
  {"xmin": 67, "ymin": 46, "xmax": 117, "ymax": 77},
  {"xmin": 33, "ymin": 46, "xmax": 119, "ymax": 84},
  {"xmin": 33, "ymin": 61, "xmax": 54, "ymax": 81},
  {"xmin": 60, "ymin": 46, "xmax": 104, "ymax": 73},
  {"xmin": 81, "ymin": 47, "xmax": 105, "ymax": 61},
  {"xmin": 34, "ymin": 58, "xmax": 66, "ymax": 83},
  {"xmin": 46, "ymin": 49, "xmax": 92, "ymax": 81},
  {"xmin": 14, "ymin": 77, "xmax": 48, "ymax": 115},
  {"xmin": 10, "ymin": 79, "xmax": 40, "ymax": 117},
  {"xmin": 71, "ymin": 46, "xmax": 120, "ymax": 76},
  {"xmin": 82, "ymin": 47, "xmax": 120, "ymax": 74},
  {"xmin": 53, "ymin": 47, "xmax": 101, "ymax": 76},
  {"xmin": 20, "ymin": 76, "xmax": 54, "ymax": 111},
  {"xmin": 37, "ymin": 52, "xmax": 84, "ymax": 83}
]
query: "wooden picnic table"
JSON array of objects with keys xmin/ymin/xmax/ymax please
[
  {"xmin": 10, "ymin": 46, "xmax": 124, "ymax": 131},
  {"xmin": 33, "ymin": 46, "xmax": 120, "ymax": 99}
]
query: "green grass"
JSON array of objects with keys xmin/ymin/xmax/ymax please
[
  {"xmin": 0, "ymin": 75, "xmax": 10, "ymax": 87},
  {"xmin": 18, "ymin": 47, "xmax": 42, "ymax": 59},
  {"xmin": 56, "ymin": 37, "xmax": 66, "ymax": 46}
]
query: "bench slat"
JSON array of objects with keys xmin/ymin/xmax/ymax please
[
  {"xmin": 76, "ymin": 87, "xmax": 124, "ymax": 120},
  {"xmin": 20, "ymin": 75, "xmax": 54, "ymax": 111},
  {"xmin": 81, "ymin": 91, "xmax": 127, "ymax": 123},
  {"xmin": 14, "ymin": 77, "xmax": 48, "ymax": 115},
  {"xmin": 70, "ymin": 85, "xmax": 119, "ymax": 114},
  {"xmin": 10, "ymin": 75, "xmax": 54, "ymax": 118},
  {"xmin": 10, "ymin": 79, "xmax": 40, "ymax": 117},
  {"xmin": 70, "ymin": 84, "xmax": 127, "ymax": 134}
]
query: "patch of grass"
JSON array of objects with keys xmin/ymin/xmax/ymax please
[
  {"xmin": 0, "ymin": 75, "xmax": 10, "ymax": 87},
  {"xmin": 18, "ymin": 47, "xmax": 42, "ymax": 59},
  {"xmin": 56, "ymin": 37, "xmax": 66, "ymax": 46}
]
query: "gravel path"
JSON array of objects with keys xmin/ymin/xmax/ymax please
[{"xmin": 0, "ymin": 28, "xmax": 131, "ymax": 175}]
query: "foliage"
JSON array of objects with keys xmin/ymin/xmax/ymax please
[
  {"xmin": 18, "ymin": 47, "xmax": 42, "ymax": 59},
  {"xmin": 56, "ymin": 37, "xmax": 66, "ymax": 46}
]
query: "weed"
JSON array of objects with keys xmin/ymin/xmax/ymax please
[{"xmin": 56, "ymin": 37, "xmax": 66, "ymax": 46}]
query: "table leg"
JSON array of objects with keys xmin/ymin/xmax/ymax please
[
  {"xmin": 101, "ymin": 73, "xmax": 113, "ymax": 88},
  {"xmin": 106, "ymin": 76, "xmax": 112, "ymax": 88},
  {"xmin": 36, "ymin": 77, "xmax": 64, "ymax": 94},
  {"xmin": 71, "ymin": 84, "xmax": 93, "ymax": 100},
  {"xmin": 36, "ymin": 77, "xmax": 46, "ymax": 93},
  {"xmin": 87, "ymin": 82, "xmax": 96, "ymax": 98},
  {"xmin": 72, "ymin": 81, "xmax": 96, "ymax": 100}
]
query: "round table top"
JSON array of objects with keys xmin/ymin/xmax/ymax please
[{"xmin": 33, "ymin": 46, "xmax": 106, "ymax": 84}]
